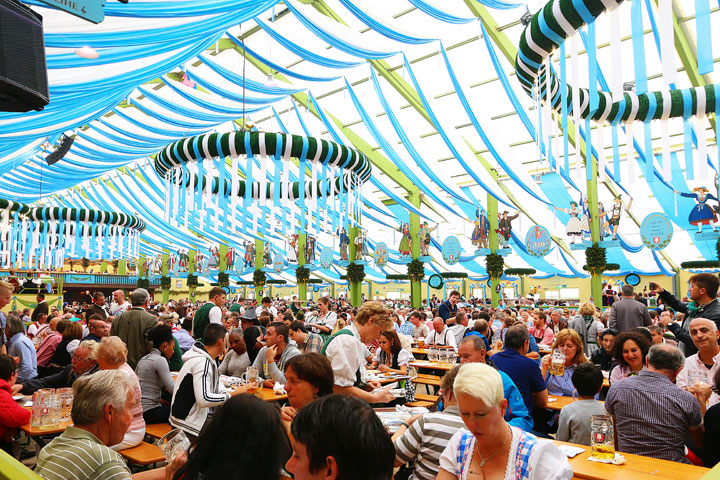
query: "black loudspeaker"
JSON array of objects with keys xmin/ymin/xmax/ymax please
[
  {"xmin": 45, "ymin": 134, "xmax": 75, "ymax": 165},
  {"xmin": 0, "ymin": 0, "xmax": 49, "ymax": 112}
]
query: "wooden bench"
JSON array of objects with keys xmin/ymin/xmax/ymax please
[
  {"xmin": 145, "ymin": 423, "xmax": 172, "ymax": 440},
  {"xmin": 119, "ymin": 442, "xmax": 165, "ymax": 466},
  {"xmin": 413, "ymin": 374, "xmax": 441, "ymax": 394},
  {"xmin": 405, "ymin": 400, "xmax": 435, "ymax": 408},
  {"xmin": 413, "ymin": 393, "xmax": 439, "ymax": 403}
]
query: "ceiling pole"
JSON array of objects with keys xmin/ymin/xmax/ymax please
[
  {"xmin": 464, "ymin": 0, "xmax": 681, "ymax": 274},
  {"xmin": 409, "ymin": 188, "xmax": 422, "ymax": 308}
]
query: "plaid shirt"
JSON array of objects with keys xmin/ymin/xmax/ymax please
[
  {"xmin": 397, "ymin": 321, "xmax": 414, "ymax": 337},
  {"xmin": 606, "ymin": 370, "xmax": 702, "ymax": 463},
  {"xmin": 297, "ymin": 332, "xmax": 324, "ymax": 354}
]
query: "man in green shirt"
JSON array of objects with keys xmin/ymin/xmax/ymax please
[
  {"xmin": 35, "ymin": 369, "xmax": 183, "ymax": 480},
  {"xmin": 192, "ymin": 287, "xmax": 226, "ymax": 344},
  {"xmin": 109, "ymin": 288, "xmax": 158, "ymax": 369}
]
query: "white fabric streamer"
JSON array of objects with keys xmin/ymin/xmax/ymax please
[
  {"xmin": 658, "ymin": 0, "xmax": 677, "ymax": 85},
  {"xmin": 597, "ymin": 123, "xmax": 606, "ymax": 181},
  {"xmin": 660, "ymin": 119, "xmax": 672, "ymax": 181},
  {"xmin": 696, "ymin": 115, "xmax": 708, "ymax": 179},
  {"xmin": 570, "ymin": 34, "xmax": 582, "ymax": 178},
  {"xmin": 626, "ymin": 123, "xmax": 636, "ymax": 182},
  {"xmin": 609, "ymin": 7, "xmax": 623, "ymax": 101}
]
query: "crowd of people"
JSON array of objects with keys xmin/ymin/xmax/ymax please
[{"xmin": 0, "ymin": 273, "xmax": 717, "ymax": 479}]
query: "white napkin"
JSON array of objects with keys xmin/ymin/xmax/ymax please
[
  {"xmin": 587, "ymin": 453, "xmax": 626, "ymax": 465},
  {"xmin": 558, "ymin": 445, "xmax": 585, "ymax": 458}
]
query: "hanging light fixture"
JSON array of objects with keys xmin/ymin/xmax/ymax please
[
  {"xmin": 264, "ymin": 73, "xmax": 277, "ymax": 88},
  {"xmin": 74, "ymin": 46, "xmax": 99, "ymax": 59}
]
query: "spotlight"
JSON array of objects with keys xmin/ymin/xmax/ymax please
[
  {"xmin": 520, "ymin": 11, "xmax": 533, "ymax": 26},
  {"xmin": 623, "ymin": 81, "xmax": 635, "ymax": 92},
  {"xmin": 45, "ymin": 134, "xmax": 75, "ymax": 165}
]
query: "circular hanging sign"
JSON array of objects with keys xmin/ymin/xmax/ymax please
[
  {"xmin": 319, "ymin": 248, "xmax": 333, "ymax": 269},
  {"xmin": 624, "ymin": 274, "xmax": 641, "ymax": 286},
  {"xmin": 273, "ymin": 254, "xmax": 284, "ymax": 274},
  {"xmin": 373, "ymin": 242, "xmax": 388, "ymax": 267},
  {"xmin": 487, "ymin": 278, "xmax": 492, "ymax": 287},
  {"xmin": 442, "ymin": 236, "xmax": 461, "ymax": 265},
  {"xmin": 640, "ymin": 212, "xmax": 673, "ymax": 250},
  {"xmin": 428, "ymin": 274, "xmax": 444, "ymax": 289},
  {"xmin": 525, "ymin": 225, "xmax": 552, "ymax": 257}
]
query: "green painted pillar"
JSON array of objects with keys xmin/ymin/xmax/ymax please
[
  {"xmin": 139, "ymin": 256, "xmax": 146, "ymax": 278},
  {"xmin": 100, "ymin": 261, "xmax": 108, "ymax": 274},
  {"xmin": 367, "ymin": 280, "xmax": 372, "ymax": 301},
  {"xmin": 161, "ymin": 251, "xmax": 170, "ymax": 304},
  {"xmin": 520, "ymin": 276, "xmax": 525, "ymax": 299},
  {"xmin": 118, "ymin": 260, "xmax": 127, "ymax": 275},
  {"xmin": 409, "ymin": 188, "xmax": 422, "ymax": 308},
  {"xmin": 57, "ymin": 276, "xmax": 64, "ymax": 304},
  {"xmin": 587, "ymin": 147, "xmax": 603, "ymax": 309},
  {"xmin": 349, "ymin": 226, "xmax": 361, "ymax": 306},
  {"xmin": 298, "ymin": 234, "xmax": 307, "ymax": 301},
  {"xmin": 488, "ymin": 193, "xmax": 500, "ymax": 307},
  {"xmin": 255, "ymin": 239, "xmax": 264, "ymax": 302},
  {"xmin": 188, "ymin": 250, "xmax": 197, "ymax": 299},
  {"xmin": 330, "ymin": 280, "xmax": 335, "ymax": 299},
  {"xmin": 219, "ymin": 244, "xmax": 228, "ymax": 272}
]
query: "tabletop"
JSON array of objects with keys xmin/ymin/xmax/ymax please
[
  {"xmin": 409, "ymin": 360, "xmax": 454, "ymax": 372},
  {"xmin": 546, "ymin": 396, "xmax": 605, "ymax": 411},
  {"xmin": 553, "ymin": 440, "xmax": 709, "ymax": 480}
]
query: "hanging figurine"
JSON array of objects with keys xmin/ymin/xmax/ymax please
[
  {"xmin": 209, "ymin": 246, "xmax": 220, "ymax": 269},
  {"xmin": 554, "ymin": 201, "xmax": 584, "ymax": 244},
  {"xmin": 305, "ymin": 235, "xmax": 316, "ymax": 263},
  {"xmin": 418, "ymin": 222, "xmax": 437, "ymax": 257},
  {"xmin": 675, "ymin": 187, "xmax": 718, "ymax": 233},
  {"xmin": 225, "ymin": 247, "xmax": 235, "ymax": 270},
  {"xmin": 395, "ymin": 223, "xmax": 412, "ymax": 257},
  {"xmin": 195, "ymin": 251, "xmax": 205, "ymax": 273},
  {"xmin": 288, "ymin": 234, "xmax": 298, "ymax": 264},
  {"xmin": 580, "ymin": 196, "xmax": 591, "ymax": 241},
  {"xmin": 354, "ymin": 230, "xmax": 368, "ymax": 261},
  {"xmin": 244, "ymin": 241, "xmax": 255, "ymax": 268},
  {"xmin": 169, "ymin": 253, "xmax": 177, "ymax": 274},
  {"xmin": 602, "ymin": 196, "xmax": 632, "ymax": 240},
  {"xmin": 470, "ymin": 208, "xmax": 489, "ymax": 249},
  {"xmin": 497, "ymin": 211, "xmax": 519, "ymax": 248},
  {"xmin": 178, "ymin": 249, "xmax": 189, "ymax": 271},
  {"xmin": 338, "ymin": 228, "xmax": 350, "ymax": 261},
  {"xmin": 263, "ymin": 243, "xmax": 272, "ymax": 266}
]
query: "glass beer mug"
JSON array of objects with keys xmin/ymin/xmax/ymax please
[
  {"xmin": 550, "ymin": 349, "xmax": 566, "ymax": 376},
  {"xmin": 590, "ymin": 415, "xmax": 615, "ymax": 460},
  {"xmin": 241, "ymin": 366, "xmax": 262, "ymax": 393}
]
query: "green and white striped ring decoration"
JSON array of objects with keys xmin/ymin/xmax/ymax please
[
  {"xmin": 514, "ymin": 0, "xmax": 719, "ymax": 123},
  {"xmin": 155, "ymin": 131, "xmax": 372, "ymax": 200},
  {"xmin": 0, "ymin": 199, "xmax": 146, "ymax": 231}
]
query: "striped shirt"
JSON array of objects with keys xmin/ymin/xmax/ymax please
[
  {"xmin": 394, "ymin": 406, "xmax": 464, "ymax": 480},
  {"xmin": 35, "ymin": 426, "xmax": 131, "ymax": 480}
]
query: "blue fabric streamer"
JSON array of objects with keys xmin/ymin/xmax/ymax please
[
  {"xmin": 695, "ymin": 0, "xmax": 713, "ymax": 75},
  {"xmin": 404, "ymin": 0, "xmax": 475, "ymax": 23},
  {"xmin": 336, "ymin": 0, "xmax": 435, "ymax": 44},
  {"xmin": 560, "ymin": 42, "xmax": 569, "ymax": 174}
]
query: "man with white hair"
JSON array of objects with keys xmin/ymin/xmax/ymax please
[
  {"xmin": 35, "ymin": 369, "xmax": 182, "ymax": 480},
  {"xmin": 676, "ymin": 318, "xmax": 720, "ymax": 406}
]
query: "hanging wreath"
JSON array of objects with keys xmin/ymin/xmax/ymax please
[
  {"xmin": 306, "ymin": 279, "xmax": 323, "ymax": 284},
  {"xmin": 160, "ymin": 275, "xmax": 172, "ymax": 290},
  {"xmin": 485, "ymin": 253, "xmax": 504, "ymax": 279},
  {"xmin": 584, "ymin": 245, "xmax": 607, "ymax": 276},
  {"xmin": 296, "ymin": 266, "xmax": 310, "ymax": 284},
  {"xmin": 137, "ymin": 278, "xmax": 150, "ymax": 290},
  {"xmin": 407, "ymin": 259, "xmax": 425, "ymax": 282},
  {"xmin": 218, "ymin": 271, "xmax": 230, "ymax": 287},
  {"xmin": 347, "ymin": 263, "xmax": 366, "ymax": 283},
  {"xmin": 680, "ymin": 260, "xmax": 720, "ymax": 269},
  {"xmin": 186, "ymin": 273, "xmax": 198, "ymax": 288},
  {"xmin": 266, "ymin": 279, "xmax": 287, "ymax": 285},
  {"xmin": 237, "ymin": 280, "xmax": 255, "ymax": 285},
  {"xmin": 505, "ymin": 268, "xmax": 536, "ymax": 277},
  {"xmin": 253, "ymin": 270, "xmax": 266, "ymax": 287},
  {"xmin": 440, "ymin": 272, "xmax": 468, "ymax": 279},
  {"xmin": 386, "ymin": 274, "xmax": 410, "ymax": 281}
]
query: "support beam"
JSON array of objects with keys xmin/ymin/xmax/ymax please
[
  {"xmin": 161, "ymin": 250, "xmax": 169, "ymax": 304},
  {"xmin": 255, "ymin": 238, "xmax": 264, "ymax": 302},
  {"xmin": 488, "ymin": 193, "xmax": 500, "ymax": 307},
  {"xmin": 349, "ymin": 226, "xmax": 361, "ymax": 307},
  {"xmin": 298, "ymin": 234, "xmax": 307, "ymax": 301},
  {"xmin": 409, "ymin": 189, "xmax": 422, "ymax": 308},
  {"xmin": 188, "ymin": 250, "xmax": 197, "ymax": 300}
]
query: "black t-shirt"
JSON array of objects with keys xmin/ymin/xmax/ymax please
[{"xmin": 704, "ymin": 403, "xmax": 720, "ymax": 467}]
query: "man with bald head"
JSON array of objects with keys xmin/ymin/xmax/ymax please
[
  {"xmin": 425, "ymin": 317, "xmax": 457, "ymax": 350},
  {"xmin": 676, "ymin": 318, "xmax": 720, "ymax": 406}
]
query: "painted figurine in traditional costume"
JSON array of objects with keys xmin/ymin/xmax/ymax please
[
  {"xmin": 354, "ymin": 230, "xmax": 369, "ymax": 261},
  {"xmin": 209, "ymin": 246, "xmax": 220, "ymax": 269},
  {"xmin": 676, "ymin": 187, "xmax": 718, "ymax": 233},
  {"xmin": 244, "ymin": 241, "xmax": 255, "ymax": 268},
  {"xmin": 599, "ymin": 196, "xmax": 632, "ymax": 240},
  {"xmin": 395, "ymin": 223, "xmax": 412, "ymax": 257},
  {"xmin": 287, "ymin": 234, "xmax": 298, "ymax": 264},
  {"xmin": 195, "ymin": 252, "xmax": 205, "ymax": 273},
  {"xmin": 177, "ymin": 249, "xmax": 189, "ymax": 271},
  {"xmin": 497, "ymin": 211, "xmax": 519, "ymax": 247},
  {"xmin": 305, "ymin": 235, "xmax": 316, "ymax": 263},
  {"xmin": 263, "ymin": 243, "xmax": 272, "ymax": 266},
  {"xmin": 338, "ymin": 228, "xmax": 350, "ymax": 261},
  {"xmin": 554, "ymin": 201, "xmax": 584, "ymax": 244},
  {"xmin": 470, "ymin": 208, "xmax": 489, "ymax": 249},
  {"xmin": 418, "ymin": 222, "xmax": 437, "ymax": 257}
]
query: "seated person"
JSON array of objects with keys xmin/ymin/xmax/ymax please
[
  {"xmin": 393, "ymin": 366, "xmax": 465, "ymax": 479},
  {"xmin": 97, "ymin": 336, "xmax": 146, "ymax": 450},
  {"xmin": 35, "ymin": 369, "xmax": 183, "ymax": 480},
  {"xmin": 556, "ymin": 364, "xmax": 607, "ymax": 445},
  {"xmin": 426, "ymin": 317, "xmax": 457, "ymax": 350},
  {"xmin": 610, "ymin": 330, "xmax": 651, "ymax": 384},
  {"xmin": 287, "ymin": 394, "xmax": 394, "ymax": 480},
  {"xmin": 437, "ymin": 363, "xmax": 573, "ymax": 480},
  {"xmin": 590, "ymin": 329, "xmax": 617, "ymax": 371},
  {"xmin": 173, "ymin": 394, "xmax": 290, "ymax": 480},
  {"xmin": 250, "ymin": 322, "xmax": 301, "ymax": 387},
  {"xmin": 218, "ymin": 328, "xmax": 251, "ymax": 378},
  {"xmin": 14, "ymin": 340, "xmax": 99, "ymax": 395},
  {"xmin": 48, "ymin": 320, "xmax": 83, "ymax": 373},
  {"xmin": 5, "ymin": 315, "xmax": 37, "ymax": 381},
  {"xmin": 288, "ymin": 321, "xmax": 325, "ymax": 354},
  {"xmin": 170, "ymin": 324, "xmax": 245, "ymax": 442},
  {"xmin": 279, "ymin": 353, "xmax": 334, "ymax": 431},
  {"xmin": 0, "ymin": 354, "xmax": 30, "ymax": 457},
  {"xmin": 36, "ymin": 316, "xmax": 65, "ymax": 377},
  {"xmin": 82, "ymin": 314, "xmax": 110, "ymax": 343},
  {"xmin": 173, "ymin": 318, "xmax": 194, "ymax": 353},
  {"xmin": 136, "ymin": 325, "xmax": 176, "ymax": 424}
]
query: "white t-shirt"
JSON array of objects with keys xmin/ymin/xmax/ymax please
[
  {"xmin": 439, "ymin": 427, "xmax": 573, "ymax": 480},
  {"xmin": 325, "ymin": 325, "xmax": 368, "ymax": 388},
  {"xmin": 110, "ymin": 301, "xmax": 131, "ymax": 316},
  {"xmin": 677, "ymin": 351, "xmax": 720, "ymax": 406},
  {"xmin": 208, "ymin": 305, "xmax": 223, "ymax": 325}
]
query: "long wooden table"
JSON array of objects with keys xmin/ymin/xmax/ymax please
[
  {"xmin": 409, "ymin": 360, "xmax": 454, "ymax": 371},
  {"xmin": 546, "ymin": 396, "xmax": 606, "ymax": 411},
  {"xmin": 553, "ymin": 440, "xmax": 708, "ymax": 480}
]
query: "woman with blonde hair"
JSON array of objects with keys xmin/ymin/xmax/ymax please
[
  {"xmin": 568, "ymin": 302, "xmax": 601, "ymax": 356},
  {"xmin": 437, "ymin": 363, "xmax": 572, "ymax": 480},
  {"xmin": 96, "ymin": 336, "xmax": 146, "ymax": 450},
  {"xmin": 320, "ymin": 301, "xmax": 395, "ymax": 404}
]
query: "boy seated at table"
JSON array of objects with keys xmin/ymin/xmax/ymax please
[
  {"xmin": 556, "ymin": 363, "xmax": 606, "ymax": 445},
  {"xmin": 0, "ymin": 354, "xmax": 31, "ymax": 457}
]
